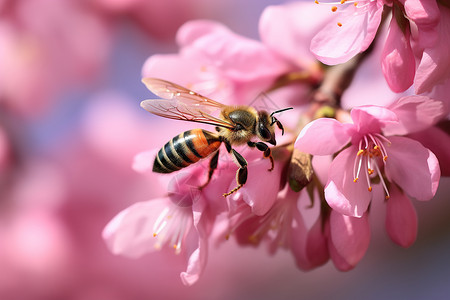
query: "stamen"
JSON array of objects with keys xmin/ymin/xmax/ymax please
[
  {"xmin": 315, "ymin": 0, "xmax": 319, "ymax": 3},
  {"xmin": 373, "ymin": 161, "xmax": 390, "ymax": 200},
  {"xmin": 337, "ymin": 22, "xmax": 343, "ymax": 27},
  {"xmin": 332, "ymin": 6, "xmax": 338, "ymax": 11}
]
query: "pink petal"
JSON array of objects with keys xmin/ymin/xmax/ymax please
[
  {"xmin": 350, "ymin": 106, "xmax": 398, "ymax": 134},
  {"xmin": 325, "ymin": 146, "xmax": 372, "ymax": 217},
  {"xmin": 259, "ymin": 2, "xmax": 330, "ymax": 69},
  {"xmin": 290, "ymin": 195, "xmax": 329, "ymax": 270},
  {"xmin": 231, "ymin": 158, "xmax": 283, "ymax": 216},
  {"xmin": 384, "ymin": 136, "xmax": 440, "ymax": 201},
  {"xmin": 102, "ymin": 199, "xmax": 171, "ymax": 258},
  {"xmin": 180, "ymin": 228, "xmax": 206, "ymax": 286},
  {"xmin": 381, "ymin": 15, "xmax": 415, "ymax": 93},
  {"xmin": 384, "ymin": 95, "xmax": 445, "ymax": 135},
  {"xmin": 295, "ymin": 118, "xmax": 351, "ymax": 155},
  {"xmin": 310, "ymin": 1, "xmax": 384, "ymax": 65},
  {"xmin": 328, "ymin": 211, "xmax": 370, "ymax": 271},
  {"xmin": 414, "ymin": 5, "xmax": 450, "ymax": 93},
  {"xmin": 176, "ymin": 20, "xmax": 289, "ymax": 83},
  {"xmin": 403, "ymin": 0, "xmax": 440, "ymax": 48},
  {"xmin": 385, "ymin": 185, "xmax": 417, "ymax": 248},
  {"xmin": 407, "ymin": 126, "xmax": 450, "ymax": 177}
]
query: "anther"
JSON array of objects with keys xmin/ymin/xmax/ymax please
[
  {"xmin": 357, "ymin": 149, "xmax": 365, "ymax": 156},
  {"xmin": 315, "ymin": 0, "xmax": 319, "ymax": 3},
  {"xmin": 337, "ymin": 22, "xmax": 343, "ymax": 27},
  {"xmin": 353, "ymin": 178, "xmax": 359, "ymax": 182},
  {"xmin": 332, "ymin": 6, "xmax": 337, "ymax": 11},
  {"xmin": 368, "ymin": 186, "xmax": 372, "ymax": 192},
  {"xmin": 368, "ymin": 169, "xmax": 374, "ymax": 175}
]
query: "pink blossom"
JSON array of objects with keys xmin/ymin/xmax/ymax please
[
  {"xmin": 295, "ymin": 96, "xmax": 441, "ymax": 217},
  {"xmin": 103, "ymin": 168, "xmax": 211, "ymax": 286},
  {"xmin": 259, "ymin": 2, "xmax": 328, "ymax": 74},
  {"xmin": 310, "ymin": 0, "xmax": 385, "ymax": 65},
  {"xmin": 142, "ymin": 20, "xmax": 290, "ymax": 104},
  {"xmin": 309, "ymin": 0, "xmax": 448, "ymax": 93},
  {"xmin": 225, "ymin": 186, "xmax": 329, "ymax": 271}
]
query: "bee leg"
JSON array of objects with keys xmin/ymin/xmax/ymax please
[
  {"xmin": 247, "ymin": 141, "xmax": 274, "ymax": 171},
  {"xmin": 200, "ymin": 150, "xmax": 220, "ymax": 189},
  {"xmin": 223, "ymin": 142, "xmax": 248, "ymax": 197}
]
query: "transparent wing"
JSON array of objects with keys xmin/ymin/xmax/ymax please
[{"xmin": 141, "ymin": 78, "xmax": 235, "ymax": 129}]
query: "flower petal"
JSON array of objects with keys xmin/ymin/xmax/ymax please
[
  {"xmin": 325, "ymin": 146, "xmax": 372, "ymax": 217},
  {"xmin": 385, "ymin": 136, "xmax": 440, "ymax": 201},
  {"xmin": 385, "ymin": 185, "xmax": 417, "ymax": 248},
  {"xmin": 310, "ymin": 1, "xmax": 384, "ymax": 65},
  {"xmin": 384, "ymin": 95, "xmax": 445, "ymax": 135},
  {"xmin": 414, "ymin": 5, "xmax": 450, "ymax": 94},
  {"xmin": 103, "ymin": 199, "xmax": 171, "ymax": 258},
  {"xmin": 231, "ymin": 158, "xmax": 282, "ymax": 216},
  {"xmin": 259, "ymin": 2, "xmax": 329, "ymax": 69},
  {"xmin": 328, "ymin": 211, "xmax": 370, "ymax": 271},
  {"xmin": 407, "ymin": 126, "xmax": 450, "ymax": 177},
  {"xmin": 350, "ymin": 106, "xmax": 398, "ymax": 134},
  {"xmin": 381, "ymin": 15, "xmax": 415, "ymax": 93},
  {"xmin": 295, "ymin": 118, "xmax": 351, "ymax": 155}
]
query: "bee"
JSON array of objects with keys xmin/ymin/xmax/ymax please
[{"xmin": 141, "ymin": 78, "xmax": 292, "ymax": 197}]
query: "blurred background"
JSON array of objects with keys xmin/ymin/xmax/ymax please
[{"xmin": 1, "ymin": 0, "xmax": 449, "ymax": 299}]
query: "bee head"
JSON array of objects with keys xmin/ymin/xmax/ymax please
[{"xmin": 256, "ymin": 108, "xmax": 293, "ymax": 145}]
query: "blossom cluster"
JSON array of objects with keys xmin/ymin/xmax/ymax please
[{"xmin": 103, "ymin": 1, "xmax": 450, "ymax": 286}]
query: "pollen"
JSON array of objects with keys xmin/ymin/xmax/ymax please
[
  {"xmin": 368, "ymin": 186, "xmax": 372, "ymax": 192},
  {"xmin": 153, "ymin": 233, "xmax": 158, "ymax": 237},
  {"xmin": 337, "ymin": 22, "xmax": 343, "ymax": 27},
  {"xmin": 385, "ymin": 195, "xmax": 390, "ymax": 200},
  {"xmin": 383, "ymin": 156, "xmax": 388, "ymax": 161},
  {"xmin": 357, "ymin": 149, "xmax": 365, "ymax": 156},
  {"xmin": 353, "ymin": 178, "xmax": 359, "ymax": 183},
  {"xmin": 354, "ymin": 2, "xmax": 358, "ymax": 6},
  {"xmin": 368, "ymin": 169, "xmax": 374, "ymax": 175},
  {"xmin": 331, "ymin": 6, "xmax": 338, "ymax": 11},
  {"xmin": 315, "ymin": 0, "xmax": 319, "ymax": 4},
  {"xmin": 340, "ymin": 0, "xmax": 347, "ymax": 3}
]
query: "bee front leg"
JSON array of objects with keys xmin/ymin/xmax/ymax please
[
  {"xmin": 247, "ymin": 141, "xmax": 274, "ymax": 171},
  {"xmin": 223, "ymin": 142, "xmax": 248, "ymax": 197}
]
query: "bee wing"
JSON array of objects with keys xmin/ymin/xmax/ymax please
[{"xmin": 141, "ymin": 78, "xmax": 235, "ymax": 129}]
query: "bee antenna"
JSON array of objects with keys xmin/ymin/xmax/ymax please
[{"xmin": 270, "ymin": 107, "xmax": 293, "ymax": 117}]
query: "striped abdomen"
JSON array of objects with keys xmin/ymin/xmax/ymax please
[{"xmin": 153, "ymin": 129, "xmax": 222, "ymax": 173}]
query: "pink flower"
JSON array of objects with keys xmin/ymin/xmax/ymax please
[
  {"xmin": 142, "ymin": 20, "xmax": 290, "ymax": 104},
  {"xmin": 259, "ymin": 2, "xmax": 328, "ymax": 76},
  {"xmin": 310, "ymin": 0, "xmax": 447, "ymax": 93},
  {"xmin": 295, "ymin": 96, "xmax": 442, "ymax": 217},
  {"xmin": 310, "ymin": 0, "xmax": 385, "ymax": 65},
  {"xmin": 225, "ymin": 186, "xmax": 329, "ymax": 271},
  {"xmin": 103, "ymin": 169, "xmax": 211, "ymax": 286}
]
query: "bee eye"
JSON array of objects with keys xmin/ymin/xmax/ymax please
[{"xmin": 259, "ymin": 124, "xmax": 271, "ymax": 140}]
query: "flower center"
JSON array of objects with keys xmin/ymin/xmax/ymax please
[
  {"xmin": 152, "ymin": 204, "xmax": 192, "ymax": 254},
  {"xmin": 353, "ymin": 133, "xmax": 391, "ymax": 200}
]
